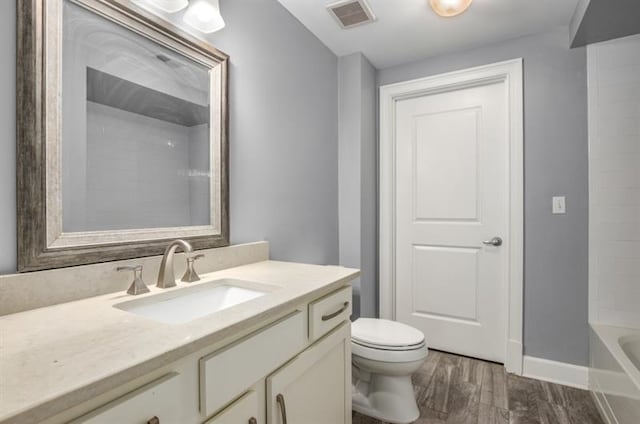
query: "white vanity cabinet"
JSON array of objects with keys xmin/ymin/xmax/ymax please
[
  {"xmin": 267, "ymin": 323, "xmax": 351, "ymax": 424},
  {"xmin": 199, "ymin": 311, "xmax": 307, "ymax": 417},
  {"xmin": 308, "ymin": 287, "xmax": 352, "ymax": 341},
  {"xmin": 69, "ymin": 373, "xmax": 184, "ymax": 424},
  {"xmin": 59, "ymin": 285, "xmax": 353, "ymax": 424}
]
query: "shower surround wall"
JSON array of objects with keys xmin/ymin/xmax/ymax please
[
  {"xmin": 61, "ymin": 0, "xmax": 212, "ymax": 232},
  {"xmin": 82, "ymin": 102, "xmax": 209, "ymax": 231},
  {"xmin": 588, "ymin": 34, "xmax": 640, "ymax": 424},
  {"xmin": 588, "ymin": 33, "xmax": 640, "ymax": 329}
]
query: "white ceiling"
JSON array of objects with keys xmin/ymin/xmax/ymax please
[{"xmin": 276, "ymin": 0, "xmax": 580, "ymax": 69}]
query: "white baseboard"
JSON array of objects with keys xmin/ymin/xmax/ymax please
[{"xmin": 522, "ymin": 356, "xmax": 589, "ymax": 389}]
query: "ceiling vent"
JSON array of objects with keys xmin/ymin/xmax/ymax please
[{"xmin": 327, "ymin": 0, "xmax": 376, "ymax": 29}]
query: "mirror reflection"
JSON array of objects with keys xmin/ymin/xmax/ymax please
[{"xmin": 61, "ymin": 0, "xmax": 212, "ymax": 232}]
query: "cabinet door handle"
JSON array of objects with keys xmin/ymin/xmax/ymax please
[
  {"xmin": 322, "ymin": 301, "xmax": 349, "ymax": 321},
  {"xmin": 276, "ymin": 393, "xmax": 288, "ymax": 424},
  {"xmin": 147, "ymin": 417, "xmax": 159, "ymax": 424},
  {"xmin": 249, "ymin": 418, "xmax": 257, "ymax": 424}
]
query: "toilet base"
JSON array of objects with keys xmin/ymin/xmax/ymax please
[{"xmin": 352, "ymin": 372, "xmax": 420, "ymax": 424}]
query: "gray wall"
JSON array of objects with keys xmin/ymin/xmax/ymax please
[
  {"xmin": 378, "ymin": 28, "xmax": 590, "ymax": 366},
  {"xmin": 0, "ymin": 0, "xmax": 16, "ymax": 274},
  {"xmin": 338, "ymin": 54, "xmax": 362, "ymax": 316},
  {"xmin": 360, "ymin": 55, "xmax": 377, "ymax": 319},
  {"xmin": 0, "ymin": 0, "xmax": 340, "ymax": 274},
  {"xmin": 187, "ymin": 0, "xmax": 340, "ymax": 265},
  {"xmin": 338, "ymin": 53, "xmax": 377, "ymax": 319}
]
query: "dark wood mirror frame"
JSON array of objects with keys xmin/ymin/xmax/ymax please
[{"xmin": 17, "ymin": 0, "xmax": 229, "ymax": 272}]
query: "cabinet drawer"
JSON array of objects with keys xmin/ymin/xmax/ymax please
[
  {"xmin": 308, "ymin": 287, "xmax": 352, "ymax": 341},
  {"xmin": 70, "ymin": 373, "xmax": 182, "ymax": 424},
  {"xmin": 200, "ymin": 311, "xmax": 306, "ymax": 417},
  {"xmin": 204, "ymin": 390, "xmax": 260, "ymax": 424}
]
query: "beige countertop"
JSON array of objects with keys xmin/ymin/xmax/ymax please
[{"xmin": 0, "ymin": 260, "xmax": 359, "ymax": 424}]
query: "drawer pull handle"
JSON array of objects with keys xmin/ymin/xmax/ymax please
[
  {"xmin": 147, "ymin": 417, "xmax": 159, "ymax": 424},
  {"xmin": 249, "ymin": 418, "xmax": 257, "ymax": 424},
  {"xmin": 322, "ymin": 301, "xmax": 349, "ymax": 321},
  {"xmin": 276, "ymin": 393, "xmax": 288, "ymax": 424}
]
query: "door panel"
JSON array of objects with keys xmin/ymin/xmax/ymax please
[
  {"xmin": 412, "ymin": 245, "xmax": 480, "ymax": 321},
  {"xmin": 395, "ymin": 81, "xmax": 508, "ymax": 362},
  {"xmin": 413, "ymin": 107, "xmax": 480, "ymax": 221}
]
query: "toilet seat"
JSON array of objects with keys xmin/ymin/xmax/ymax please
[
  {"xmin": 351, "ymin": 318, "xmax": 428, "ymax": 363},
  {"xmin": 352, "ymin": 339, "xmax": 428, "ymax": 363},
  {"xmin": 353, "ymin": 338, "xmax": 425, "ymax": 351}
]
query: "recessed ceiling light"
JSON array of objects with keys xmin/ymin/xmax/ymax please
[
  {"xmin": 183, "ymin": 0, "xmax": 226, "ymax": 33},
  {"xmin": 429, "ymin": 0, "xmax": 473, "ymax": 17},
  {"xmin": 144, "ymin": 0, "xmax": 188, "ymax": 13}
]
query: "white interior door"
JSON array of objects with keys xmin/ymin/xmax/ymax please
[{"xmin": 394, "ymin": 81, "xmax": 509, "ymax": 363}]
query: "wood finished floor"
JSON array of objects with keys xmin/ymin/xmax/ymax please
[{"xmin": 352, "ymin": 350, "xmax": 604, "ymax": 424}]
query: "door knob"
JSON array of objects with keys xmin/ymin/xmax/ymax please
[{"xmin": 482, "ymin": 237, "xmax": 503, "ymax": 247}]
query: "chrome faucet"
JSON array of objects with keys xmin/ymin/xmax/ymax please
[{"xmin": 157, "ymin": 239, "xmax": 193, "ymax": 289}]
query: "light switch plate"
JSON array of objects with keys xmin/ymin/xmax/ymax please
[{"xmin": 552, "ymin": 196, "xmax": 566, "ymax": 214}]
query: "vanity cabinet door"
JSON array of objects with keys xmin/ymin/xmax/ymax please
[
  {"xmin": 266, "ymin": 323, "xmax": 351, "ymax": 424},
  {"xmin": 204, "ymin": 390, "xmax": 260, "ymax": 424}
]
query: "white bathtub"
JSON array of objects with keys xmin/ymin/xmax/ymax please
[
  {"xmin": 590, "ymin": 324, "xmax": 640, "ymax": 424},
  {"xmin": 620, "ymin": 336, "xmax": 640, "ymax": 372}
]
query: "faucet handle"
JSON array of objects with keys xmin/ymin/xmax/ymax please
[
  {"xmin": 117, "ymin": 265, "xmax": 143, "ymax": 272},
  {"xmin": 181, "ymin": 254, "xmax": 204, "ymax": 283},
  {"xmin": 118, "ymin": 265, "xmax": 150, "ymax": 295}
]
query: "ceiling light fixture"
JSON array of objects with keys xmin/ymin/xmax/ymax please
[
  {"xmin": 183, "ymin": 0, "xmax": 226, "ymax": 33},
  {"xmin": 429, "ymin": 0, "xmax": 473, "ymax": 17},
  {"xmin": 144, "ymin": 0, "xmax": 188, "ymax": 13}
]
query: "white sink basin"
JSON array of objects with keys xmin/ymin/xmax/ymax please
[{"xmin": 114, "ymin": 279, "xmax": 274, "ymax": 324}]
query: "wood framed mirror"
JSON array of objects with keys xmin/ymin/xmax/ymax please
[{"xmin": 17, "ymin": 0, "xmax": 229, "ymax": 272}]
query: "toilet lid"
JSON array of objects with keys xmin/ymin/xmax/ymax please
[{"xmin": 352, "ymin": 318, "xmax": 425, "ymax": 349}]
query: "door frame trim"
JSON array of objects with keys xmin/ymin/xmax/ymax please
[{"xmin": 378, "ymin": 58, "xmax": 524, "ymax": 374}]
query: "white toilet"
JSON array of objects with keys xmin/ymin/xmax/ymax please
[{"xmin": 351, "ymin": 318, "xmax": 428, "ymax": 424}]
